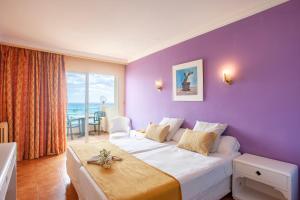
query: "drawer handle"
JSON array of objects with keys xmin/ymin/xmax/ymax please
[{"xmin": 256, "ymin": 171, "xmax": 261, "ymax": 176}]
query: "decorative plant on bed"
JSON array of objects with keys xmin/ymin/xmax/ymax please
[
  {"xmin": 87, "ymin": 148, "xmax": 122, "ymax": 169},
  {"xmin": 97, "ymin": 149, "xmax": 113, "ymax": 169}
]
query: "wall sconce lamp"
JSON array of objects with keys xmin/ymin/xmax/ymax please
[
  {"xmin": 223, "ymin": 70, "xmax": 233, "ymax": 85},
  {"xmin": 155, "ymin": 80, "xmax": 163, "ymax": 91}
]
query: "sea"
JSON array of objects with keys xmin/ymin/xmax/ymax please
[{"xmin": 67, "ymin": 103, "xmax": 112, "ymax": 118}]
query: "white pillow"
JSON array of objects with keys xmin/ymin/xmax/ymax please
[
  {"xmin": 172, "ymin": 128, "xmax": 186, "ymax": 142},
  {"xmin": 217, "ymin": 136, "xmax": 240, "ymax": 154},
  {"xmin": 159, "ymin": 117, "xmax": 184, "ymax": 141},
  {"xmin": 193, "ymin": 121, "xmax": 227, "ymax": 152}
]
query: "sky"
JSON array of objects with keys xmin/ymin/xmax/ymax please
[{"xmin": 67, "ymin": 72, "xmax": 115, "ymax": 104}]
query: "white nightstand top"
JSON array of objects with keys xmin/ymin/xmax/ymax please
[{"xmin": 235, "ymin": 153, "xmax": 298, "ymax": 176}]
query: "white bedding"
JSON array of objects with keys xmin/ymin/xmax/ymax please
[
  {"xmin": 67, "ymin": 135, "xmax": 240, "ymax": 200},
  {"xmin": 109, "ymin": 134, "xmax": 171, "ymax": 154},
  {"xmin": 135, "ymin": 145, "xmax": 240, "ymax": 200},
  {"xmin": 67, "ymin": 134, "xmax": 170, "ymax": 177}
]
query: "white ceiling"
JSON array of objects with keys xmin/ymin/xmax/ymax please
[{"xmin": 0, "ymin": 0, "xmax": 287, "ymax": 64}]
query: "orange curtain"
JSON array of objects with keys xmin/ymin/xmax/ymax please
[{"xmin": 0, "ymin": 45, "xmax": 67, "ymax": 161}]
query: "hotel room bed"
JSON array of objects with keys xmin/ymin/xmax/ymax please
[
  {"xmin": 66, "ymin": 135, "xmax": 172, "ymax": 197},
  {"xmin": 67, "ymin": 135, "xmax": 240, "ymax": 200}
]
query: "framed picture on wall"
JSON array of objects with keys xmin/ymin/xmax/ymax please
[{"xmin": 172, "ymin": 59, "xmax": 203, "ymax": 101}]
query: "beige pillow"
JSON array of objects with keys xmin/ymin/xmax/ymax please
[
  {"xmin": 177, "ymin": 129, "xmax": 217, "ymax": 156},
  {"xmin": 145, "ymin": 124, "xmax": 170, "ymax": 142}
]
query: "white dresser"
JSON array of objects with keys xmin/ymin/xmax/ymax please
[
  {"xmin": 0, "ymin": 143, "xmax": 16, "ymax": 200},
  {"xmin": 233, "ymin": 153, "xmax": 298, "ymax": 200}
]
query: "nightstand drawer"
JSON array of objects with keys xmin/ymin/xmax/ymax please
[{"xmin": 235, "ymin": 162, "xmax": 288, "ymax": 190}]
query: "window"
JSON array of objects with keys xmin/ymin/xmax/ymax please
[
  {"xmin": 67, "ymin": 73, "xmax": 86, "ymax": 119},
  {"xmin": 66, "ymin": 72, "xmax": 116, "ymax": 140},
  {"xmin": 89, "ymin": 73, "xmax": 115, "ymax": 114}
]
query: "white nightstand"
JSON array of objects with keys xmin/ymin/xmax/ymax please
[{"xmin": 232, "ymin": 153, "xmax": 298, "ymax": 200}]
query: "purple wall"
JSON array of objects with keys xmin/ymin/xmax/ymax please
[{"xmin": 126, "ymin": 0, "xmax": 300, "ymax": 169}]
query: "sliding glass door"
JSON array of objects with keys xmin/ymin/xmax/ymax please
[
  {"xmin": 88, "ymin": 73, "xmax": 115, "ymax": 135},
  {"xmin": 66, "ymin": 72, "xmax": 116, "ymax": 142},
  {"xmin": 66, "ymin": 73, "xmax": 86, "ymax": 141}
]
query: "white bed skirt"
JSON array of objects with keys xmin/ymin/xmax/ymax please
[{"xmin": 198, "ymin": 177, "xmax": 231, "ymax": 200}]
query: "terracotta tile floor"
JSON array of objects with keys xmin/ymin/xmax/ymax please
[
  {"xmin": 17, "ymin": 134, "xmax": 233, "ymax": 200},
  {"xmin": 17, "ymin": 154, "xmax": 78, "ymax": 200}
]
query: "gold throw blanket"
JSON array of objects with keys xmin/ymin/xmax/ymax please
[{"xmin": 69, "ymin": 141, "xmax": 182, "ymax": 200}]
